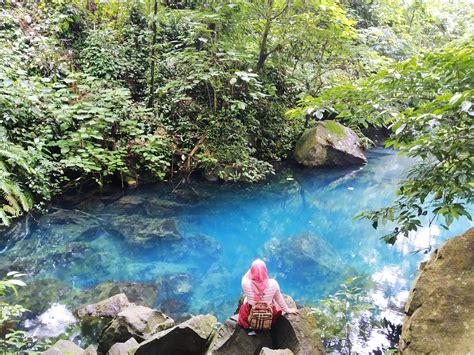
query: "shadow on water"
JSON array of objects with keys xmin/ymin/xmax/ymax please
[{"xmin": 0, "ymin": 148, "xmax": 472, "ymax": 351}]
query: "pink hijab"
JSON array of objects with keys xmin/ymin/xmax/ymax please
[{"xmin": 244, "ymin": 259, "xmax": 269, "ymax": 295}]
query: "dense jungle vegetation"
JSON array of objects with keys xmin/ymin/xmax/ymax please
[
  {"xmin": 0, "ymin": 0, "xmax": 473, "ymax": 236},
  {"xmin": 0, "ymin": 0, "xmax": 473, "ymax": 353}
]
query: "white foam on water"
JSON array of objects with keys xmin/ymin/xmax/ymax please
[{"xmin": 24, "ymin": 303, "xmax": 76, "ymax": 338}]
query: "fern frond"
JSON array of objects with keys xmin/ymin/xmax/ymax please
[
  {"xmin": 0, "ymin": 176, "xmax": 15, "ymax": 195},
  {"xmin": 0, "ymin": 208, "xmax": 11, "ymax": 226},
  {"xmin": 3, "ymin": 193, "xmax": 21, "ymax": 215},
  {"xmin": 0, "ymin": 174, "xmax": 33, "ymax": 226},
  {"xmin": 0, "ymin": 140, "xmax": 38, "ymax": 226},
  {"xmin": 3, "ymin": 205, "xmax": 18, "ymax": 215},
  {"xmin": 6, "ymin": 180, "xmax": 33, "ymax": 211},
  {"xmin": 0, "ymin": 146, "xmax": 33, "ymax": 174}
]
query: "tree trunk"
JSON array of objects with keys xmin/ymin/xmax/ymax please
[
  {"xmin": 253, "ymin": 0, "xmax": 274, "ymax": 73},
  {"xmin": 147, "ymin": 0, "xmax": 158, "ymax": 108}
]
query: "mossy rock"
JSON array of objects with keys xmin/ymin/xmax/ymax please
[
  {"xmin": 294, "ymin": 121, "xmax": 367, "ymax": 167},
  {"xmin": 98, "ymin": 305, "xmax": 174, "ymax": 353},
  {"xmin": 109, "ymin": 215, "xmax": 181, "ymax": 246}
]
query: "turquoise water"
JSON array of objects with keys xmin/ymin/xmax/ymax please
[{"xmin": 0, "ymin": 148, "xmax": 471, "ymax": 347}]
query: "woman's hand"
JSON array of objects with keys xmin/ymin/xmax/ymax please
[{"xmin": 286, "ymin": 308, "xmax": 299, "ymax": 315}]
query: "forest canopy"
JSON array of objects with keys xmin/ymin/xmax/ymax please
[{"xmin": 0, "ymin": 0, "xmax": 473, "ymax": 240}]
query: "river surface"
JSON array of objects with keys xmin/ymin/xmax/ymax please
[{"xmin": 0, "ymin": 148, "xmax": 471, "ymax": 352}]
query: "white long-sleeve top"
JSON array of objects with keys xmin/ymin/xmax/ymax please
[{"xmin": 242, "ymin": 277, "xmax": 290, "ymax": 313}]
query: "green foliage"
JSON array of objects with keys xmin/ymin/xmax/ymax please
[
  {"xmin": 0, "ymin": 147, "xmax": 33, "ymax": 226},
  {"xmin": 151, "ymin": 7, "xmax": 294, "ymax": 180},
  {"xmin": 0, "ymin": 2, "xmax": 172, "ymax": 225},
  {"xmin": 310, "ymin": 277, "xmax": 373, "ymax": 353},
  {"xmin": 44, "ymin": 74, "xmax": 173, "ymax": 186},
  {"xmin": 355, "ymin": 36, "xmax": 474, "ymax": 243},
  {"xmin": 76, "ymin": 6, "xmax": 150, "ymax": 99},
  {"xmin": 0, "ymin": 273, "xmax": 51, "ymax": 353},
  {"xmin": 0, "ymin": 272, "xmax": 28, "ymax": 352},
  {"xmin": 0, "ymin": 0, "xmax": 472, "ymax": 227},
  {"xmin": 0, "ymin": 130, "xmax": 50, "ymax": 226}
]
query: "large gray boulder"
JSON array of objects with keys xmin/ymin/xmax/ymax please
[
  {"xmin": 42, "ymin": 340, "xmax": 85, "ymax": 355},
  {"xmin": 98, "ymin": 304, "xmax": 174, "ymax": 353},
  {"xmin": 399, "ymin": 227, "xmax": 474, "ymax": 354},
  {"xmin": 107, "ymin": 338, "xmax": 139, "ymax": 355},
  {"xmin": 207, "ymin": 315, "xmax": 273, "ymax": 355},
  {"xmin": 76, "ymin": 294, "xmax": 130, "ymax": 344},
  {"xmin": 294, "ymin": 121, "xmax": 367, "ymax": 167},
  {"xmin": 77, "ymin": 293, "xmax": 130, "ymax": 319},
  {"xmin": 135, "ymin": 314, "xmax": 217, "ymax": 354},
  {"xmin": 271, "ymin": 309, "xmax": 325, "ymax": 355}
]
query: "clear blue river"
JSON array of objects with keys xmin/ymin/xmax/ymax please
[{"xmin": 0, "ymin": 148, "xmax": 471, "ymax": 351}]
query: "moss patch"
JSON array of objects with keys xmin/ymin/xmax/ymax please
[{"xmin": 324, "ymin": 120, "xmax": 346, "ymax": 137}]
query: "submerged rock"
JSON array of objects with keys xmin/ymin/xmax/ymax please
[
  {"xmin": 108, "ymin": 195, "xmax": 185, "ymax": 217},
  {"xmin": 98, "ymin": 304, "xmax": 174, "ymax": 353},
  {"xmin": 135, "ymin": 314, "xmax": 217, "ymax": 354},
  {"xmin": 178, "ymin": 234, "xmax": 222, "ymax": 262},
  {"xmin": 38, "ymin": 209, "xmax": 94, "ymax": 226},
  {"xmin": 207, "ymin": 315, "xmax": 273, "ymax": 355},
  {"xmin": 294, "ymin": 121, "xmax": 367, "ymax": 167},
  {"xmin": 263, "ymin": 233, "xmax": 343, "ymax": 289},
  {"xmin": 107, "ymin": 195, "xmax": 144, "ymax": 213},
  {"xmin": 1, "ymin": 240, "xmax": 90, "ymax": 279},
  {"xmin": 158, "ymin": 272, "xmax": 193, "ymax": 297},
  {"xmin": 156, "ymin": 272, "xmax": 194, "ymax": 321},
  {"xmin": 399, "ymin": 227, "xmax": 474, "ymax": 354},
  {"xmin": 16, "ymin": 279, "xmax": 80, "ymax": 316},
  {"xmin": 158, "ymin": 298, "xmax": 190, "ymax": 322},
  {"xmin": 109, "ymin": 215, "xmax": 181, "ymax": 246}
]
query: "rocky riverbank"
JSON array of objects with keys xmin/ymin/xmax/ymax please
[
  {"xmin": 42, "ymin": 293, "xmax": 324, "ymax": 355},
  {"xmin": 399, "ymin": 227, "xmax": 474, "ymax": 354}
]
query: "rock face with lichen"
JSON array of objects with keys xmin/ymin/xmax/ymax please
[
  {"xmin": 294, "ymin": 121, "xmax": 367, "ymax": 167},
  {"xmin": 135, "ymin": 314, "xmax": 217, "ymax": 354},
  {"xmin": 98, "ymin": 304, "xmax": 174, "ymax": 353},
  {"xmin": 207, "ymin": 315, "xmax": 273, "ymax": 355},
  {"xmin": 41, "ymin": 292, "xmax": 325, "ymax": 355},
  {"xmin": 399, "ymin": 227, "xmax": 474, "ymax": 354},
  {"xmin": 76, "ymin": 293, "xmax": 131, "ymax": 343},
  {"xmin": 271, "ymin": 309, "xmax": 325, "ymax": 355}
]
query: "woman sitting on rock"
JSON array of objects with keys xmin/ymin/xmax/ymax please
[{"xmin": 238, "ymin": 259, "xmax": 299, "ymax": 334}]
